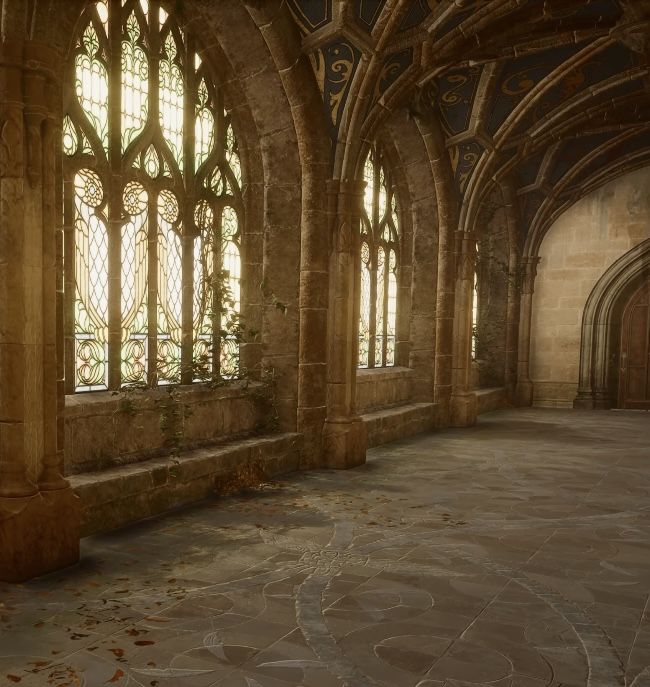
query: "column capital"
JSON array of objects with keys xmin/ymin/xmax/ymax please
[{"xmin": 520, "ymin": 255, "xmax": 541, "ymax": 295}]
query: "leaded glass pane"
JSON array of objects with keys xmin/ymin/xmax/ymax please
[
  {"xmin": 359, "ymin": 242, "xmax": 371, "ymax": 369},
  {"xmin": 363, "ymin": 154, "xmax": 374, "ymax": 218},
  {"xmin": 121, "ymin": 12, "xmax": 148, "ymax": 152},
  {"xmin": 62, "ymin": 116, "xmax": 78, "ymax": 157},
  {"xmin": 386, "ymin": 250, "xmax": 397, "ymax": 367},
  {"xmin": 375, "ymin": 247, "xmax": 385, "ymax": 367},
  {"xmin": 472, "ymin": 267, "xmax": 479, "ymax": 358},
  {"xmin": 221, "ymin": 207, "xmax": 241, "ymax": 377},
  {"xmin": 74, "ymin": 169, "xmax": 108, "ymax": 391},
  {"xmin": 159, "ymin": 32, "xmax": 184, "ymax": 170},
  {"xmin": 121, "ymin": 182, "xmax": 148, "ymax": 385},
  {"xmin": 75, "ymin": 23, "xmax": 109, "ymax": 152},
  {"xmin": 195, "ymin": 79, "xmax": 215, "ymax": 170},
  {"xmin": 157, "ymin": 190, "xmax": 182, "ymax": 384},
  {"xmin": 143, "ymin": 144, "xmax": 160, "ymax": 178}
]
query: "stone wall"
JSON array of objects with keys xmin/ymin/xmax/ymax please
[
  {"xmin": 356, "ymin": 367, "xmax": 414, "ymax": 414},
  {"xmin": 530, "ymin": 166, "xmax": 650, "ymax": 407},
  {"xmin": 65, "ymin": 385, "xmax": 269, "ymax": 474}
]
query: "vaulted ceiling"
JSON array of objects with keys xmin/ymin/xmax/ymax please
[{"xmin": 284, "ymin": 0, "xmax": 650, "ymax": 251}]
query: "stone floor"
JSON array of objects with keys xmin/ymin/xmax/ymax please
[{"xmin": 1, "ymin": 408, "xmax": 649, "ymax": 687}]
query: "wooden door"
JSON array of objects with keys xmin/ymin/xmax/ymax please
[{"xmin": 619, "ymin": 280, "xmax": 650, "ymax": 409}]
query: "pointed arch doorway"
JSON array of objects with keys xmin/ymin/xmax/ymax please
[{"xmin": 619, "ymin": 279, "xmax": 650, "ymax": 409}]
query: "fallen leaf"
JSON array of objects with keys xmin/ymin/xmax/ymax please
[
  {"xmin": 107, "ymin": 668, "xmax": 124, "ymax": 683},
  {"xmin": 134, "ymin": 640, "xmax": 155, "ymax": 646},
  {"xmin": 6, "ymin": 676, "xmax": 21, "ymax": 683}
]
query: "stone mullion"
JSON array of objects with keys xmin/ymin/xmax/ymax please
[
  {"xmin": 147, "ymin": 2, "xmax": 160, "ymax": 386},
  {"xmin": 213, "ymin": 212, "xmax": 223, "ymax": 377},
  {"xmin": 515, "ymin": 256, "xmax": 541, "ymax": 406},
  {"xmin": 146, "ymin": 198, "xmax": 158, "ymax": 385},
  {"xmin": 107, "ymin": 0, "xmax": 123, "ymax": 390},
  {"xmin": 180, "ymin": 33, "xmax": 195, "ymax": 386}
]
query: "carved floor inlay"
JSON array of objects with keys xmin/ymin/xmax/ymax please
[{"xmin": 1, "ymin": 408, "xmax": 649, "ymax": 687}]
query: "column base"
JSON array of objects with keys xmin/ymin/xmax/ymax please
[
  {"xmin": 515, "ymin": 379, "xmax": 534, "ymax": 407},
  {"xmin": 573, "ymin": 389, "xmax": 595, "ymax": 409},
  {"xmin": 449, "ymin": 391, "xmax": 477, "ymax": 428},
  {"xmin": 322, "ymin": 417, "xmax": 367, "ymax": 469},
  {"xmin": 0, "ymin": 488, "xmax": 81, "ymax": 583}
]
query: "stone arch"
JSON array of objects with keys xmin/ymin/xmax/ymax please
[
  {"xmin": 574, "ymin": 238, "xmax": 650, "ymax": 409},
  {"xmin": 383, "ymin": 109, "xmax": 439, "ymax": 403}
]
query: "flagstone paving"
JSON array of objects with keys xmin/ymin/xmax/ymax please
[{"xmin": 1, "ymin": 408, "xmax": 649, "ymax": 687}]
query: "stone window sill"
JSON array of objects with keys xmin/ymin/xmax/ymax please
[
  {"xmin": 356, "ymin": 366, "xmax": 413, "ymax": 382},
  {"xmin": 65, "ymin": 381, "xmax": 262, "ymax": 418}
]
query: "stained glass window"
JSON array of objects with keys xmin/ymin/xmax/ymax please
[
  {"xmin": 471, "ymin": 265, "xmax": 479, "ymax": 359},
  {"xmin": 358, "ymin": 145, "xmax": 400, "ymax": 369},
  {"xmin": 63, "ymin": 0, "xmax": 243, "ymax": 392}
]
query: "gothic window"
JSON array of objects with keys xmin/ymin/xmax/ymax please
[
  {"xmin": 358, "ymin": 145, "xmax": 399, "ymax": 368},
  {"xmin": 62, "ymin": 0, "xmax": 243, "ymax": 392},
  {"xmin": 471, "ymin": 268, "xmax": 479, "ymax": 359}
]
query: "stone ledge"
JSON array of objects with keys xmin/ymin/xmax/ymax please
[
  {"xmin": 71, "ymin": 433, "xmax": 301, "ymax": 537},
  {"xmin": 475, "ymin": 387, "xmax": 509, "ymax": 415},
  {"xmin": 356, "ymin": 366, "xmax": 414, "ymax": 414},
  {"xmin": 362, "ymin": 402, "xmax": 435, "ymax": 448}
]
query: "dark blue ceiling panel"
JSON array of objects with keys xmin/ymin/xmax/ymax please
[
  {"xmin": 486, "ymin": 42, "xmax": 585, "ymax": 137},
  {"xmin": 452, "ymin": 139, "xmax": 484, "ymax": 193},
  {"xmin": 434, "ymin": 65, "xmax": 483, "ymax": 136},
  {"xmin": 549, "ymin": 130, "xmax": 619, "ymax": 186},
  {"xmin": 515, "ymin": 41, "xmax": 638, "ymax": 133},
  {"xmin": 286, "ymin": 0, "xmax": 332, "ymax": 32},
  {"xmin": 517, "ymin": 150, "xmax": 546, "ymax": 188},
  {"xmin": 354, "ymin": 0, "xmax": 385, "ymax": 31}
]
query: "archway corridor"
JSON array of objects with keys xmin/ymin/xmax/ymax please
[{"xmin": 1, "ymin": 407, "xmax": 649, "ymax": 687}]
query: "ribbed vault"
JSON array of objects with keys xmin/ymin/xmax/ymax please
[{"xmin": 283, "ymin": 0, "xmax": 650, "ymax": 253}]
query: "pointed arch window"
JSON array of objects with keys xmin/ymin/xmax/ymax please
[
  {"xmin": 471, "ymin": 265, "xmax": 479, "ymax": 359},
  {"xmin": 358, "ymin": 145, "xmax": 400, "ymax": 368},
  {"xmin": 63, "ymin": 0, "xmax": 243, "ymax": 392}
]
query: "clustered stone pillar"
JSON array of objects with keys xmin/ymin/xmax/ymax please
[
  {"xmin": 322, "ymin": 179, "xmax": 367, "ymax": 468},
  {"xmin": 515, "ymin": 256, "xmax": 541, "ymax": 406},
  {"xmin": 449, "ymin": 230, "xmax": 478, "ymax": 426},
  {"xmin": 0, "ymin": 40, "xmax": 80, "ymax": 583}
]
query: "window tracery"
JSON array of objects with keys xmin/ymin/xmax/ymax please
[
  {"xmin": 358, "ymin": 145, "xmax": 400, "ymax": 368},
  {"xmin": 63, "ymin": 0, "xmax": 243, "ymax": 392}
]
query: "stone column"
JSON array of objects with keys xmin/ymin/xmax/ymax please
[
  {"xmin": 515, "ymin": 256, "xmax": 541, "ymax": 406},
  {"xmin": 322, "ymin": 179, "xmax": 367, "ymax": 469},
  {"xmin": 296, "ymin": 167, "xmax": 329, "ymax": 467},
  {"xmin": 0, "ymin": 40, "xmax": 80, "ymax": 583},
  {"xmin": 408, "ymin": 194, "xmax": 437, "ymax": 402},
  {"xmin": 449, "ymin": 230, "xmax": 478, "ymax": 427},
  {"xmin": 504, "ymin": 244, "xmax": 520, "ymax": 400}
]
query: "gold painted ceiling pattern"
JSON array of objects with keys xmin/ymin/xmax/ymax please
[{"xmin": 286, "ymin": 0, "xmax": 650, "ymax": 250}]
